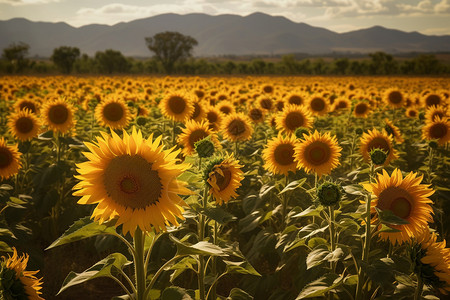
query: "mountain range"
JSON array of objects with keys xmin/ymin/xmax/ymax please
[{"xmin": 1, "ymin": 12, "xmax": 449, "ymax": 57}]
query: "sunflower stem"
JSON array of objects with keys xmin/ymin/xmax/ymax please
[
  {"xmin": 328, "ymin": 205, "xmax": 336, "ymax": 272},
  {"xmin": 211, "ymin": 221, "xmax": 219, "ymax": 300},
  {"xmin": 145, "ymin": 254, "xmax": 186, "ymax": 297},
  {"xmin": 133, "ymin": 227, "xmax": 146, "ymax": 300},
  {"xmin": 172, "ymin": 120, "xmax": 176, "ymax": 147},
  {"xmin": 198, "ymin": 179, "xmax": 209, "ymax": 300},
  {"xmin": 414, "ymin": 274, "xmax": 424, "ymax": 300},
  {"xmin": 234, "ymin": 141, "xmax": 239, "ymax": 158},
  {"xmin": 281, "ymin": 175, "xmax": 289, "ymax": 231}
]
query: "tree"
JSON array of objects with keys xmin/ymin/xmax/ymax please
[
  {"xmin": 2, "ymin": 42, "xmax": 30, "ymax": 73},
  {"xmin": 145, "ymin": 31, "xmax": 198, "ymax": 74},
  {"xmin": 94, "ymin": 49, "xmax": 130, "ymax": 74},
  {"xmin": 51, "ymin": 46, "xmax": 80, "ymax": 74}
]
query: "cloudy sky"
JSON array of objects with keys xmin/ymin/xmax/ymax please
[{"xmin": 1, "ymin": 0, "xmax": 449, "ymax": 35}]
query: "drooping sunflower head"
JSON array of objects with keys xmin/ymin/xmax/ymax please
[
  {"xmin": 364, "ymin": 169, "xmax": 434, "ymax": 245},
  {"xmin": 422, "ymin": 117, "xmax": 450, "ymax": 146},
  {"xmin": 41, "ymin": 98, "xmax": 76, "ymax": 134},
  {"xmin": 353, "ymin": 101, "xmax": 371, "ymax": 118},
  {"xmin": 0, "ymin": 138, "xmax": 21, "ymax": 180},
  {"xmin": 276, "ymin": 104, "xmax": 313, "ymax": 135},
  {"xmin": 0, "ymin": 248, "xmax": 44, "ymax": 300},
  {"xmin": 73, "ymin": 127, "xmax": 193, "ymax": 235},
  {"xmin": 177, "ymin": 120, "xmax": 220, "ymax": 156},
  {"xmin": 204, "ymin": 155, "xmax": 244, "ymax": 205},
  {"xmin": 7, "ymin": 109, "xmax": 41, "ymax": 141},
  {"xmin": 221, "ymin": 113, "xmax": 253, "ymax": 142},
  {"xmin": 308, "ymin": 96, "xmax": 328, "ymax": 116},
  {"xmin": 384, "ymin": 118, "xmax": 404, "ymax": 144},
  {"xmin": 262, "ymin": 134, "xmax": 299, "ymax": 175},
  {"xmin": 384, "ymin": 88, "xmax": 404, "ymax": 108},
  {"xmin": 360, "ymin": 128, "xmax": 398, "ymax": 165},
  {"xmin": 294, "ymin": 130, "xmax": 342, "ymax": 177},
  {"xmin": 94, "ymin": 97, "xmax": 131, "ymax": 130},
  {"xmin": 159, "ymin": 92, "xmax": 195, "ymax": 122}
]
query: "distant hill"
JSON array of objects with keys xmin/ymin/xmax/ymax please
[{"xmin": 1, "ymin": 12, "xmax": 449, "ymax": 57}]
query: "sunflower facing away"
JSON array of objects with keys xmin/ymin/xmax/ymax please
[
  {"xmin": 262, "ymin": 134, "xmax": 299, "ymax": 175},
  {"xmin": 177, "ymin": 120, "xmax": 220, "ymax": 156},
  {"xmin": 159, "ymin": 93, "xmax": 194, "ymax": 122},
  {"xmin": 0, "ymin": 248, "xmax": 44, "ymax": 300},
  {"xmin": 294, "ymin": 130, "xmax": 342, "ymax": 177},
  {"xmin": 422, "ymin": 117, "xmax": 450, "ymax": 146},
  {"xmin": 73, "ymin": 127, "xmax": 193, "ymax": 235},
  {"xmin": 204, "ymin": 155, "xmax": 244, "ymax": 205},
  {"xmin": 7, "ymin": 109, "xmax": 41, "ymax": 141},
  {"xmin": 360, "ymin": 128, "xmax": 398, "ymax": 165},
  {"xmin": 95, "ymin": 98, "xmax": 131, "ymax": 130},
  {"xmin": 363, "ymin": 169, "xmax": 434, "ymax": 245},
  {"xmin": 0, "ymin": 138, "xmax": 21, "ymax": 180},
  {"xmin": 276, "ymin": 104, "xmax": 313, "ymax": 135},
  {"xmin": 41, "ymin": 98, "xmax": 76, "ymax": 134},
  {"xmin": 221, "ymin": 113, "xmax": 254, "ymax": 142}
]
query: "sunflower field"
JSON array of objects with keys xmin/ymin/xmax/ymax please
[{"xmin": 0, "ymin": 75, "xmax": 449, "ymax": 300}]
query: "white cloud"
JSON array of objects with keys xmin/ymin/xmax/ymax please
[
  {"xmin": 0, "ymin": 0, "xmax": 60, "ymax": 5},
  {"xmin": 252, "ymin": 0, "xmax": 351, "ymax": 8}
]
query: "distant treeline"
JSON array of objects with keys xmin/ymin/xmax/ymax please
[{"xmin": 1, "ymin": 45, "xmax": 449, "ymax": 76}]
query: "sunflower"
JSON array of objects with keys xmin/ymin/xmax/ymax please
[
  {"xmin": 190, "ymin": 100, "xmax": 207, "ymax": 122},
  {"xmin": 73, "ymin": 127, "xmax": 193, "ymax": 235},
  {"xmin": 0, "ymin": 138, "xmax": 21, "ymax": 180},
  {"xmin": 258, "ymin": 97, "xmax": 273, "ymax": 111},
  {"xmin": 422, "ymin": 93, "xmax": 444, "ymax": 108},
  {"xmin": 205, "ymin": 105, "xmax": 223, "ymax": 131},
  {"xmin": 363, "ymin": 169, "xmax": 434, "ymax": 245},
  {"xmin": 95, "ymin": 98, "xmax": 131, "ymax": 130},
  {"xmin": 204, "ymin": 155, "xmax": 244, "ymax": 205},
  {"xmin": 262, "ymin": 134, "xmax": 298, "ymax": 175},
  {"xmin": 425, "ymin": 105, "xmax": 447, "ymax": 122},
  {"xmin": 294, "ymin": 131, "xmax": 342, "ymax": 177},
  {"xmin": 221, "ymin": 113, "xmax": 253, "ymax": 142},
  {"xmin": 384, "ymin": 118, "xmax": 404, "ymax": 143},
  {"xmin": 14, "ymin": 98, "xmax": 39, "ymax": 114},
  {"xmin": 422, "ymin": 117, "xmax": 450, "ymax": 146},
  {"xmin": 41, "ymin": 98, "xmax": 76, "ymax": 134},
  {"xmin": 261, "ymin": 84, "xmax": 274, "ymax": 94},
  {"xmin": 276, "ymin": 105, "xmax": 313, "ymax": 135},
  {"xmin": 159, "ymin": 93, "xmax": 194, "ymax": 122},
  {"xmin": 384, "ymin": 88, "xmax": 404, "ymax": 108},
  {"xmin": 285, "ymin": 92, "xmax": 305, "ymax": 106},
  {"xmin": 411, "ymin": 228, "xmax": 450, "ymax": 294},
  {"xmin": 7, "ymin": 109, "xmax": 41, "ymax": 141},
  {"xmin": 332, "ymin": 98, "xmax": 351, "ymax": 112},
  {"xmin": 0, "ymin": 248, "xmax": 44, "ymax": 300},
  {"xmin": 353, "ymin": 101, "xmax": 371, "ymax": 118},
  {"xmin": 177, "ymin": 120, "xmax": 220, "ymax": 156},
  {"xmin": 308, "ymin": 96, "xmax": 328, "ymax": 116},
  {"xmin": 217, "ymin": 100, "xmax": 235, "ymax": 116},
  {"xmin": 360, "ymin": 128, "xmax": 398, "ymax": 165},
  {"xmin": 406, "ymin": 107, "xmax": 419, "ymax": 118},
  {"xmin": 248, "ymin": 107, "xmax": 265, "ymax": 124}
]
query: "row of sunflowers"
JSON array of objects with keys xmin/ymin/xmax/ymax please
[{"xmin": 0, "ymin": 75, "xmax": 449, "ymax": 299}]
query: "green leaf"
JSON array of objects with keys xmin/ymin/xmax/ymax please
[
  {"xmin": 58, "ymin": 252, "xmax": 130, "ymax": 295},
  {"xmin": 0, "ymin": 241, "xmax": 13, "ymax": 252},
  {"xmin": 297, "ymin": 273, "xmax": 343, "ymax": 299},
  {"xmin": 201, "ymin": 206, "xmax": 236, "ymax": 225},
  {"xmin": 46, "ymin": 217, "xmax": 118, "ymax": 250},
  {"xmin": 0, "ymin": 184, "xmax": 13, "ymax": 191},
  {"xmin": 223, "ymin": 260, "xmax": 261, "ymax": 276},
  {"xmin": 227, "ymin": 288, "xmax": 253, "ymax": 300},
  {"xmin": 38, "ymin": 130, "xmax": 54, "ymax": 140},
  {"xmin": 279, "ymin": 178, "xmax": 307, "ymax": 194},
  {"xmin": 307, "ymin": 237, "xmax": 327, "ymax": 249},
  {"xmin": 375, "ymin": 207, "xmax": 409, "ymax": 225},
  {"xmin": 170, "ymin": 235, "xmax": 226, "ymax": 257},
  {"xmin": 306, "ymin": 246, "xmax": 329, "ymax": 270},
  {"xmin": 342, "ymin": 184, "xmax": 365, "ymax": 196},
  {"xmin": 378, "ymin": 224, "xmax": 402, "ymax": 233},
  {"xmin": 291, "ymin": 205, "xmax": 322, "ymax": 218},
  {"xmin": 169, "ymin": 257, "xmax": 198, "ymax": 283},
  {"xmin": 161, "ymin": 286, "xmax": 193, "ymax": 300},
  {"xmin": 343, "ymin": 275, "xmax": 358, "ymax": 285},
  {"xmin": 9, "ymin": 197, "xmax": 27, "ymax": 205},
  {"xmin": 0, "ymin": 228, "xmax": 16, "ymax": 239}
]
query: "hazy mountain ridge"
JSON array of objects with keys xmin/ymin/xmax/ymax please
[{"xmin": 1, "ymin": 12, "xmax": 449, "ymax": 57}]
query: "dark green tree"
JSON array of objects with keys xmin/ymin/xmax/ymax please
[
  {"xmin": 145, "ymin": 31, "xmax": 198, "ymax": 74},
  {"xmin": 94, "ymin": 49, "xmax": 130, "ymax": 74},
  {"xmin": 51, "ymin": 46, "xmax": 80, "ymax": 74},
  {"xmin": 2, "ymin": 42, "xmax": 30, "ymax": 73}
]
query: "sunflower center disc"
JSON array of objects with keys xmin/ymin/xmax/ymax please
[
  {"xmin": 49, "ymin": 105, "xmax": 69, "ymax": 124},
  {"xmin": 189, "ymin": 130, "xmax": 208, "ymax": 148},
  {"xmin": 104, "ymin": 155, "xmax": 162, "ymax": 209},
  {"xmin": 389, "ymin": 91, "xmax": 402, "ymax": 104},
  {"xmin": 215, "ymin": 167, "xmax": 232, "ymax": 191},
  {"xmin": 220, "ymin": 106, "xmax": 231, "ymax": 114},
  {"xmin": 289, "ymin": 95, "xmax": 302, "ymax": 105},
  {"xmin": 355, "ymin": 104, "xmax": 368, "ymax": 115},
  {"xmin": 311, "ymin": 98, "xmax": 325, "ymax": 111},
  {"xmin": 261, "ymin": 99, "xmax": 272, "ymax": 110},
  {"xmin": 168, "ymin": 96, "xmax": 186, "ymax": 114},
  {"xmin": 207, "ymin": 112, "xmax": 218, "ymax": 123},
  {"xmin": 426, "ymin": 95, "xmax": 440, "ymax": 106},
  {"xmin": 390, "ymin": 197, "xmax": 411, "ymax": 219},
  {"xmin": 285, "ymin": 112, "xmax": 304, "ymax": 130},
  {"xmin": 306, "ymin": 142, "xmax": 330, "ymax": 165},
  {"xmin": 367, "ymin": 137, "xmax": 390, "ymax": 154},
  {"xmin": 430, "ymin": 123, "xmax": 447, "ymax": 139},
  {"xmin": 228, "ymin": 119, "xmax": 246, "ymax": 136},
  {"xmin": 16, "ymin": 117, "xmax": 33, "ymax": 134},
  {"xmin": 0, "ymin": 148, "xmax": 13, "ymax": 168},
  {"xmin": 274, "ymin": 143, "xmax": 295, "ymax": 165},
  {"xmin": 192, "ymin": 103, "xmax": 201, "ymax": 119},
  {"xmin": 250, "ymin": 109, "xmax": 263, "ymax": 121},
  {"xmin": 103, "ymin": 103, "xmax": 124, "ymax": 122}
]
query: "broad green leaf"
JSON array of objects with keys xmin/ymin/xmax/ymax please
[
  {"xmin": 375, "ymin": 207, "xmax": 409, "ymax": 225},
  {"xmin": 58, "ymin": 252, "xmax": 130, "ymax": 295},
  {"xmin": 239, "ymin": 210, "xmax": 263, "ymax": 233},
  {"xmin": 227, "ymin": 288, "xmax": 253, "ymax": 300},
  {"xmin": 46, "ymin": 217, "xmax": 118, "ymax": 250},
  {"xmin": 170, "ymin": 235, "xmax": 226, "ymax": 257},
  {"xmin": 291, "ymin": 205, "xmax": 322, "ymax": 218},
  {"xmin": 307, "ymin": 237, "xmax": 327, "ymax": 249},
  {"xmin": 161, "ymin": 286, "xmax": 193, "ymax": 300},
  {"xmin": 0, "ymin": 184, "xmax": 13, "ymax": 191},
  {"xmin": 297, "ymin": 273, "xmax": 343, "ymax": 299},
  {"xmin": 306, "ymin": 246, "xmax": 329, "ymax": 269},
  {"xmin": 169, "ymin": 257, "xmax": 198, "ymax": 283},
  {"xmin": 343, "ymin": 184, "xmax": 365, "ymax": 196},
  {"xmin": 0, "ymin": 241, "xmax": 12, "ymax": 252},
  {"xmin": 378, "ymin": 224, "xmax": 402, "ymax": 233},
  {"xmin": 9, "ymin": 197, "xmax": 27, "ymax": 205},
  {"xmin": 200, "ymin": 206, "xmax": 236, "ymax": 225},
  {"xmin": 279, "ymin": 178, "xmax": 307, "ymax": 194},
  {"xmin": 38, "ymin": 130, "xmax": 54, "ymax": 140},
  {"xmin": 343, "ymin": 275, "xmax": 358, "ymax": 285},
  {"xmin": 0, "ymin": 228, "xmax": 16, "ymax": 239},
  {"xmin": 223, "ymin": 260, "xmax": 261, "ymax": 276}
]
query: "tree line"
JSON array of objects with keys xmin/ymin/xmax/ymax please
[{"xmin": 1, "ymin": 31, "xmax": 449, "ymax": 75}]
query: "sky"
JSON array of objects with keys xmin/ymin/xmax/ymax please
[{"xmin": 0, "ymin": 0, "xmax": 449, "ymax": 35}]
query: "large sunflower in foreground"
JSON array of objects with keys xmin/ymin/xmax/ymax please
[
  {"xmin": 276, "ymin": 104, "xmax": 313, "ymax": 135},
  {"xmin": 360, "ymin": 128, "xmax": 397, "ymax": 165},
  {"xmin": 221, "ymin": 113, "xmax": 253, "ymax": 142},
  {"xmin": 422, "ymin": 117, "xmax": 450, "ymax": 146},
  {"xmin": 0, "ymin": 248, "xmax": 44, "ymax": 300},
  {"xmin": 177, "ymin": 120, "xmax": 220, "ymax": 156},
  {"xmin": 95, "ymin": 98, "xmax": 131, "ymax": 130},
  {"xmin": 411, "ymin": 228, "xmax": 450, "ymax": 294},
  {"xmin": 159, "ymin": 93, "xmax": 194, "ymax": 122},
  {"xmin": 204, "ymin": 155, "xmax": 244, "ymax": 205},
  {"xmin": 7, "ymin": 109, "xmax": 41, "ymax": 141},
  {"xmin": 294, "ymin": 131, "xmax": 342, "ymax": 177},
  {"xmin": 0, "ymin": 138, "xmax": 21, "ymax": 180},
  {"xmin": 262, "ymin": 134, "xmax": 298, "ymax": 175},
  {"xmin": 73, "ymin": 127, "xmax": 193, "ymax": 235},
  {"xmin": 41, "ymin": 98, "xmax": 76, "ymax": 134},
  {"xmin": 363, "ymin": 169, "xmax": 434, "ymax": 245}
]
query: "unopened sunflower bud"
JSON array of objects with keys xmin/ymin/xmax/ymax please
[
  {"xmin": 195, "ymin": 136, "xmax": 215, "ymax": 158},
  {"xmin": 428, "ymin": 140, "xmax": 438, "ymax": 149},
  {"xmin": 317, "ymin": 182, "xmax": 342, "ymax": 206},
  {"xmin": 370, "ymin": 148, "xmax": 388, "ymax": 165},
  {"xmin": 294, "ymin": 127, "xmax": 309, "ymax": 140}
]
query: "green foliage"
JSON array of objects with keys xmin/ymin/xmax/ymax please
[{"xmin": 51, "ymin": 46, "xmax": 80, "ymax": 74}]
